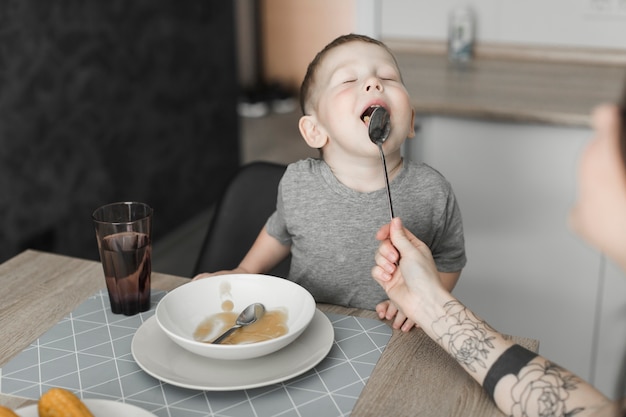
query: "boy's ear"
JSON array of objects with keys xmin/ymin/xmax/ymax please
[
  {"xmin": 299, "ymin": 115, "xmax": 328, "ymax": 149},
  {"xmin": 407, "ymin": 108, "xmax": 416, "ymax": 138}
]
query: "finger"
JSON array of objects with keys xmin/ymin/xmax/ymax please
[
  {"xmin": 385, "ymin": 302, "xmax": 399, "ymax": 321},
  {"xmin": 371, "ymin": 264, "xmax": 392, "ymax": 283},
  {"xmin": 377, "ymin": 237, "xmax": 399, "ymax": 264},
  {"xmin": 375, "ymin": 300, "xmax": 390, "ymax": 319},
  {"xmin": 375, "ymin": 247, "xmax": 397, "ymax": 274},
  {"xmin": 390, "ymin": 218, "xmax": 429, "ymax": 256},
  {"xmin": 389, "ymin": 218, "xmax": 411, "ymax": 249},
  {"xmin": 401, "ymin": 318, "xmax": 418, "ymax": 332},
  {"xmin": 192, "ymin": 273, "xmax": 212, "ymax": 281},
  {"xmin": 375, "ymin": 222, "xmax": 392, "ymax": 241},
  {"xmin": 391, "ymin": 309, "xmax": 406, "ymax": 330},
  {"xmin": 392, "ymin": 309, "xmax": 416, "ymax": 332}
]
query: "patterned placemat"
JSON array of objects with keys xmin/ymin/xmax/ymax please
[{"xmin": 0, "ymin": 289, "xmax": 392, "ymax": 417}]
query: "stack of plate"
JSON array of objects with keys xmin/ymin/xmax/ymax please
[{"xmin": 131, "ymin": 274, "xmax": 334, "ymax": 390}]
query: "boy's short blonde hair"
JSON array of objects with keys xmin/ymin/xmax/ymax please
[{"xmin": 299, "ymin": 34, "xmax": 400, "ymax": 115}]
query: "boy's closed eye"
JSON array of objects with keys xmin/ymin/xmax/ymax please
[
  {"xmin": 377, "ymin": 66, "xmax": 402, "ymax": 82},
  {"xmin": 378, "ymin": 72, "xmax": 400, "ymax": 82}
]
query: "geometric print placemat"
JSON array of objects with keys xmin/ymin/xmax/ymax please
[{"xmin": 0, "ymin": 289, "xmax": 392, "ymax": 417}]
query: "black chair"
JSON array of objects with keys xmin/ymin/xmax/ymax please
[{"xmin": 193, "ymin": 161, "xmax": 291, "ymax": 278}]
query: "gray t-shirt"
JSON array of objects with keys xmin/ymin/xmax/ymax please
[{"xmin": 266, "ymin": 158, "xmax": 466, "ymax": 310}]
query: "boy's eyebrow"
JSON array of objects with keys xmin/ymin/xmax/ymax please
[
  {"xmin": 327, "ymin": 66, "xmax": 355, "ymax": 82},
  {"xmin": 326, "ymin": 58, "xmax": 358, "ymax": 75},
  {"xmin": 328, "ymin": 60, "xmax": 401, "ymax": 79}
]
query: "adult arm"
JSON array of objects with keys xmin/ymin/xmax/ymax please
[
  {"xmin": 372, "ymin": 218, "xmax": 615, "ymax": 417},
  {"xmin": 375, "ymin": 269, "xmax": 461, "ymax": 331}
]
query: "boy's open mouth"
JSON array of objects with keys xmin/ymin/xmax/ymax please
[{"xmin": 360, "ymin": 105, "xmax": 382, "ymax": 126}]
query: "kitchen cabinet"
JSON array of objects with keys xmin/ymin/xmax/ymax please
[{"xmin": 403, "ymin": 115, "xmax": 615, "ymax": 394}]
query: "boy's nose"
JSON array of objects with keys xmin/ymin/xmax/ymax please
[{"xmin": 365, "ymin": 77, "xmax": 383, "ymax": 92}]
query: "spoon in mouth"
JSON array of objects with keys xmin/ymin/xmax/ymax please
[
  {"xmin": 211, "ymin": 303, "xmax": 266, "ymax": 344},
  {"xmin": 368, "ymin": 106, "xmax": 391, "ymax": 144},
  {"xmin": 368, "ymin": 106, "xmax": 395, "ymax": 220}
]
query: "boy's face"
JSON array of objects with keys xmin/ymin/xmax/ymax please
[{"xmin": 305, "ymin": 41, "xmax": 414, "ymax": 158}]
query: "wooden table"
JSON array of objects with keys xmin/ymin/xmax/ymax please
[{"xmin": 0, "ymin": 250, "xmax": 538, "ymax": 416}]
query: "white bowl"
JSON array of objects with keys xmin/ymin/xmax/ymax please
[{"xmin": 155, "ymin": 274, "xmax": 316, "ymax": 360}]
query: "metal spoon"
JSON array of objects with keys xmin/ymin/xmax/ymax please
[
  {"xmin": 368, "ymin": 106, "xmax": 394, "ymax": 220},
  {"xmin": 211, "ymin": 303, "xmax": 266, "ymax": 344}
]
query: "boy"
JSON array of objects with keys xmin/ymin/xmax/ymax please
[{"xmin": 195, "ymin": 34, "xmax": 466, "ymax": 331}]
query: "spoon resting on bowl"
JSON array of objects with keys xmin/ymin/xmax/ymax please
[{"xmin": 211, "ymin": 303, "xmax": 266, "ymax": 344}]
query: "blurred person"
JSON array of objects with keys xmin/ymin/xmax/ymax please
[{"xmin": 371, "ymin": 103, "xmax": 626, "ymax": 416}]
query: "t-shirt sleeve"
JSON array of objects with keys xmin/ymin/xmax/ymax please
[
  {"xmin": 265, "ymin": 175, "xmax": 293, "ymax": 246},
  {"xmin": 431, "ymin": 182, "xmax": 467, "ymax": 273}
]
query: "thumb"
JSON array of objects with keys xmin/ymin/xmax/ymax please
[{"xmin": 389, "ymin": 218, "xmax": 415, "ymax": 255}]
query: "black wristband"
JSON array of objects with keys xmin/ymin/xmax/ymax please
[{"xmin": 483, "ymin": 344, "xmax": 538, "ymax": 400}]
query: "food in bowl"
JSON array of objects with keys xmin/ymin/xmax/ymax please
[
  {"xmin": 155, "ymin": 274, "xmax": 316, "ymax": 360},
  {"xmin": 194, "ymin": 308, "xmax": 288, "ymax": 344}
]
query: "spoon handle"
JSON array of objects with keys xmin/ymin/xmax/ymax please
[
  {"xmin": 377, "ymin": 143, "xmax": 395, "ymax": 221},
  {"xmin": 211, "ymin": 325, "xmax": 242, "ymax": 344}
]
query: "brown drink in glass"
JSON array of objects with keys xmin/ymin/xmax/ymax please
[{"xmin": 93, "ymin": 202, "xmax": 152, "ymax": 316}]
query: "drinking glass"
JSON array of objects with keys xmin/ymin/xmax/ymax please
[{"xmin": 92, "ymin": 202, "xmax": 152, "ymax": 316}]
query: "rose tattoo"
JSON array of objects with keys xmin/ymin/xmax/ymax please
[
  {"xmin": 432, "ymin": 301, "xmax": 496, "ymax": 372},
  {"xmin": 510, "ymin": 361, "xmax": 583, "ymax": 417}
]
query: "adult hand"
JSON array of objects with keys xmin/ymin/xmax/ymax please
[{"xmin": 372, "ymin": 217, "xmax": 445, "ymax": 325}]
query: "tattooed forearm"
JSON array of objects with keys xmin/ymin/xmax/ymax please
[
  {"xmin": 431, "ymin": 300, "xmax": 496, "ymax": 372},
  {"xmin": 506, "ymin": 360, "xmax": 584, "ymax": 417},
  {"xmin": 430, "ymin": 301, "xmax": 587, "ymax": 417}
]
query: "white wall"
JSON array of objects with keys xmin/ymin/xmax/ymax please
[{"xmin": 378, "ymin": 0, "xmax": 626, "ymax": 50}]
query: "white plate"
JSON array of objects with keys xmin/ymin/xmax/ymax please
[
  {"xmin": 132, "ymin": 309, "xmax": 334, "ymax": 391},
  {"xmin": 16, "ymin": 399, "xmax": 156, "ymax": 416}
]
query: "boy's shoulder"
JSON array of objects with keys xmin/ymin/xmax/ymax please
[
  {"xmin": 279, "ymin": 159, "xmax": 328, "ymax": 196},
  {"xmin": 284, "ymin": 158, "xmax": 325, "ymax": 178},
  {"xmin": 286, "ymin": 158, "xmax": 322, "ymax": 170},
  {"xmin": 400, "ymin": 161, "xmax": 455, "ymax": 195},
  {"xmin": 403, "ymin": 160, "xmax": 449, "ymax": 181}
]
